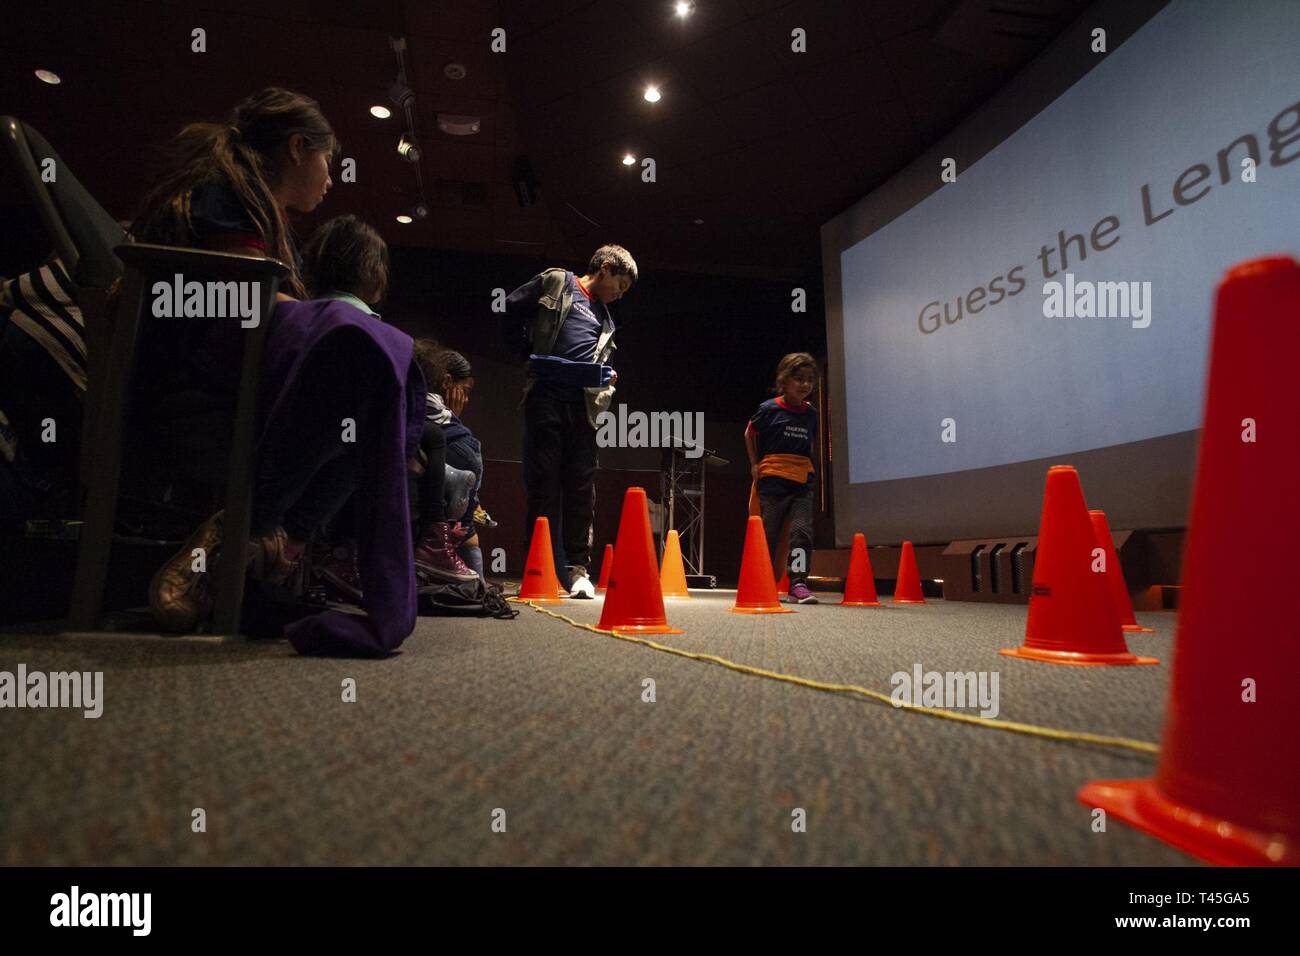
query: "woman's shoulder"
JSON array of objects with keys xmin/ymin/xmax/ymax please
[{"xmin": 190, "ymin": 175, "xmax": 259, "ymax": 237}]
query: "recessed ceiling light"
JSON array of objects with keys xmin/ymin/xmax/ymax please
[
  {"xmin": 34, "ymin": 69, "xmax": 61, "ymax": 85},
  {"xmin": 675, "ymin": 2, "xmax": 693, "ymax": 18},
  {"xmin": 622, "ymin": 153, "xmax": 636, "ymax": 166},
  {"xmin": 694, "ymin": 218, "xmax": 704, "ymax": 225},
  {"xmin": 644, "ymin": 85, "xmax": 661, "ymax": 103},
  {"xmin": 396, "ymin": 214, "xmax": 413, "ymax": 224},
  {"xmin": 444, "ymin": 63, "xmax": 467, "ymax": 80},
  {"xmin": 370, "ymin": 105, "xmax": 391, "ymax": 119}
]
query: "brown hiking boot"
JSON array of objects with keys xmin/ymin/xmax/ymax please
[
  {"xmin": 413, "ymin": 521, "xmax": 479, "ymax": 583},
  {"xmin": 246, "ymin": 526, "xmax": 303, "ymax": 589},
  {"xmin": 149, "ymin": 510, "xmax": 224, "ymax": 632}
]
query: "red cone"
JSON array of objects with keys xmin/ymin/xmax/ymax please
[
  {"xmin": 518, "ymin": 517, "xmax": 564, "ymax": 604},
  {"xmin": 597, "ymin": 487, "xmax": 683, "ymax": 634},
  {"xmin": 1000, "ymin": 466, "xmax": 1156, "ymax": 666},
  {"xmin": 731, "ymin": 515, "xmax": 794, "ymax": 614},
  {"xmin": 891, "ymin": 540, "xmax": 926, "ymax": 604},
  {"xmin": 1079, "ymin": 256, "xmax": 1300, "ymax": 865},
  {"xmin": 841, "ymin": 532, "xmax": 882, "ymax": 607},
  {"xmin": 777, "ymin": 572, "xmax": 789, "ymax": 595},
  {"xmin": 1089, "ymin": 510, "xmax": 1153, "ymax": 633},
  {"xmin": 595, "ymin": 543, "xmax": 614, "ymax": 592}
]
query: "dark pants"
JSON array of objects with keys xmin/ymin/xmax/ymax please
[
  {"xmin": 759, "ymin": 479, "xmax": 815, "ymax": 586},
  {"xmin": 415, "ymin": 420, "xmax": 447, "ymax": 525},
  {"xmin": 523, "ymin": 382, "xmax": 596, "ymax": 583}
]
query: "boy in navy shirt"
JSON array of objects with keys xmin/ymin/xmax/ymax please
[
  {"xmin": 505, "ymin": 245, "xmax": 637, "ymax": 598},
  {"xmin": 745, "ymin": 353, "xmax": 820, "ymax": 603}
]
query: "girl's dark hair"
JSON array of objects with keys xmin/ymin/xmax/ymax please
[
  {"xmin": 303, "ymin": 215, "xmax": 389, "ymax": 301},
  {"xmin": 412, "ymin": 339, "xmax": 472, "ymax": 396},
  {"xmin": 772, "ymin": 352, "xmax": 818, "ymax": 393},
  {"xmin": 131, "ymin": 87, "xmax": 339, "ymax": 298}
]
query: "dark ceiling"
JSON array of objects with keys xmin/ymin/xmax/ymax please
[{"xmin": 3, "ymin": 0, "xmax": 1090, "ymax": 281}]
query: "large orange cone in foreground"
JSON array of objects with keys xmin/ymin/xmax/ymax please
[
  {"xmin": 595, "ymin": 543, "xmax": 614, "ymax": 592},
  {"xmin": 660, "ymin": 530, "xmax": 691, "ymax": 598},
  {"xmin": 841, "ymin": 532, "xmax": 882, "ymax": 607},
  {"xmin": 519, "ymin": 517, "xmax": 564, "ymax": 604},
  {"xmin": 1089, "ymin": 509, "xmax": 1153, "ymax": 633},
  {"xmin": 731, "ymin": 516, "xmax": 794, "ymax": 614},
  {"xmin": 598, "ymin": 487, "xmax": 683, "ymax": 634},
  {"xmin": 1001, "ymin": 466, "xmax": 1156, "ymax": 666},
  {"xmin": 1079, "ymin": 256, "xmax": 1300, "ymax": 865},
  {"xmin": 891, "ymin": 540, "xmax": 926, "ymax": 604}
]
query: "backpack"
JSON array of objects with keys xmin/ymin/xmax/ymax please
[{"xmin": 418, "ymin": 577, "xmax": 519, "ymax": 619}]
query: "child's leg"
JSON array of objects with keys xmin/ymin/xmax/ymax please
[
  {"xmin": 459, "ymin": 532, "xmax": 484, "ymax": 580},
  {"xmin": 786, "ymin": 479, "xmax": 816, "ymax": 585},
  {"xmin": 417, "ymin": 421, "xmax": 447, "ymax": 526},
  {"xmin": 758, "ymin": 490, "xmax": 794, "ymax": 581}
]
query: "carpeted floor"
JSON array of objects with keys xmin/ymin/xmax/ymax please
[{"xmin": 0, "ymin": 591, "xmax": 1192, "ymax": 865}]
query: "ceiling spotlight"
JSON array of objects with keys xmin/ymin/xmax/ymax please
[
  {"xmin": 370, "ymin": 105, "xmax": 392, "ymax": 119},
  {"xmin": 396, "ymin": 214, "xmax": 413, "ymax": 224},
  {"xmin": 413, "ymin": 203, "xmax": 430, "ymax": 220},
  {"xmin": 643, "ymin": 85, "xmax": 661, "ymax": 103},
  {"xmin": 622, "ymin": 153, "xmax": 636, "ymax": 166},
  {"xmin": 34, "ymin": 69, "xmax": 61, "ymax": 85},
  {"xmin": 674, "ymin": 1, "xmax": 693, "ymax": 18},
  {"xmin": 398, "ymin": 133, "xmax": 421, "ymax": 163}
]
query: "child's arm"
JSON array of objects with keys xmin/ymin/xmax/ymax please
[{"xmin": 744, "ymin": 422, "xmax": 759, "ymax": 483}]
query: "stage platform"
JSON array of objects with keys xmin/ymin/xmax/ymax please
[{"xmin": 0, "ymin": 592, "xmax": 1189, "ymax": 865}]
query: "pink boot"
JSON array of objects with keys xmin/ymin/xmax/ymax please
[{"xmin": 414, "ymin": 521, "xmax": 479, "ymax": 583}]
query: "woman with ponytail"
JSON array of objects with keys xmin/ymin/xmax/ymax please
[{"xmin": 138, "ymin": 89, "xmax": 424, "ymax": 657}]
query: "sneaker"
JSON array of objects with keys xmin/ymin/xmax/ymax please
[
  {"xmin": 414, "ymin": 521, "xmax": 479, "ymax": 583},
  {"xmin": 789, "ymin": 582, "xmax": 819, "ymax": 604},
  {"xmin": 313, "ymin": 539, "xmax": 363, "ymax": 603},
  {"xmin": 567, "ymin": 567, "xmax": 595, "ymax": 599},
  {"xmin": 473, "ymin": 505, "xmax": 497, "ymax": 529}
]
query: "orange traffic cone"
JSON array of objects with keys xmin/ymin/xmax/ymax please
[
  {"xmin": 598, "ymin": 487, "xmax": 683, "ymax": 634},
  {"xmin": 731, "ymin": 515, "xmax": 794, "ymax": 614},
  {"xmin": 595, "ymin": 543, "xmax": 614, "ymax": 592},
  {"xmin": 1001, "ymin": 466, "xmax": 1156, "ymax": 666},
  {"xmin": 660, "ymin": 530, "xmax": 691, "ymax": 598},
  {"xmin": 518, "ymin": 517, "xmax": 564, "ymax": 604},
  {"xmin": 1078, "ymin": 256, "xmax": 1300, "ymax": 865},
  {"xmin": 1089, "ymin": 509, "xmax": 1153, "ymax": 633},
  {"xmin": 777, "ymin": 572, "xmax": 790, "ymax": 595},
  {"xmin": 891, "ymin": 540, "xmax": 926, "ymax": 604},
  {"xmin": 841, "ymin": 532, "xmax": 882, "ymax": 606}
]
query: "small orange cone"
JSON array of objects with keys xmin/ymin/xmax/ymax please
[
  {"xmin": 595, "ymin": 543, "xmax": 614, "ymax": 592},
  {"xmin": 731, "ymin": 516, "xmax": 794, "ymax": 614},
  {"xmin": 1078, "ymin": 256, "xmax": 1300, "ymax": 865},
  {"xmin": 1089, "ymin": 509, "xmax": 1153, "ymax": 633},
  {"xmin": 519, "ymin": 517, "xmax": 564, "ymax": 604},
  {"xmin": 598, "ymin": 487, "xmax": 683, "ymax": 634},
  {"xmin": 1001, "ymin": 466, "xmax": 1156, "ymax": 666},
  {"xmin": 891, "ymin": 540, "xmax": 926, "ymax": 604},
  {"xmin": 777, "ymin": 572, "xmax": 790, "ymax": 595},
  {"xmin": 659, "ymin": 530, "xmax": 691, "ymax": 598},
  {"xmin": 841, "ymin": 532, "xmax": 882, "ymax": 606}
]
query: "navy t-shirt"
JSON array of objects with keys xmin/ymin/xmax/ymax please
[
  {"xmin": 189, "ymin": 178, "xmax": 303, "ymax": 272},
  {"xmin": 749, "ymin": 396, "xmax": 818, "ymax": 494}
]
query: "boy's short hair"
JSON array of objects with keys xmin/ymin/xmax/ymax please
[
  {"xmin": 588, "ymin": 244, "xmax": 638, "ymax": 286},
  {"xmin": 303, "ymin": 214, "xmax": 389, "ymax": 301}
]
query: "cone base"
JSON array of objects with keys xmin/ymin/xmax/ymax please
[
  {"xmin": 891, "ymin": 597, "xmax": 926, "ymax": 605},
  {"xmin": 1122, "ymin": 623, "xmax": 1155, "ymax": 633},
  {"xmin": 999, "ymin": 645, "xmax": 1158, "ymax": 666},
  {"xmin": 729, "ymin": 605, "xmax": 795, "ymax": 614},
  {"xmin": 662, "ymin": 592, "xmax": 692, "ymax": 600},
  {"xmin": 840, "ymin": 599, "xmax": 884, "ymax": 607},
  {"xmin": 606, "ymin": 624, "xmax": 684, "ymax": 635},
  {"xmin": 1078, "ymin": 779, "xmax": 1293, "ymax": 866}
]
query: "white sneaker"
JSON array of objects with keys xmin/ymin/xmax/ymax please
[{"xmin": 568, "ymin": 574, "xmax": 595, "ymax": 599}]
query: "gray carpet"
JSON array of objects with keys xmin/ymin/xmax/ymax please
[{"xmin": 0, "ymin": 591, "xmax": 1193, "ymax": 865}]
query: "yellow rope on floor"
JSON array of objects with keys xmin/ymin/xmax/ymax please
[{"xmin": 508, "ymin": 598, "xmax": 1160, "ymax": 756}]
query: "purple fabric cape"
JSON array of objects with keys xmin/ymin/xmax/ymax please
[{"xmin": 255, "ymin": 298, "xmax": 424, "ymax": 656}]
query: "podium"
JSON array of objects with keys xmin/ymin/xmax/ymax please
[{"xmin": 658, "ymin": 439, "xmax": 728, "ymax": 588}]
